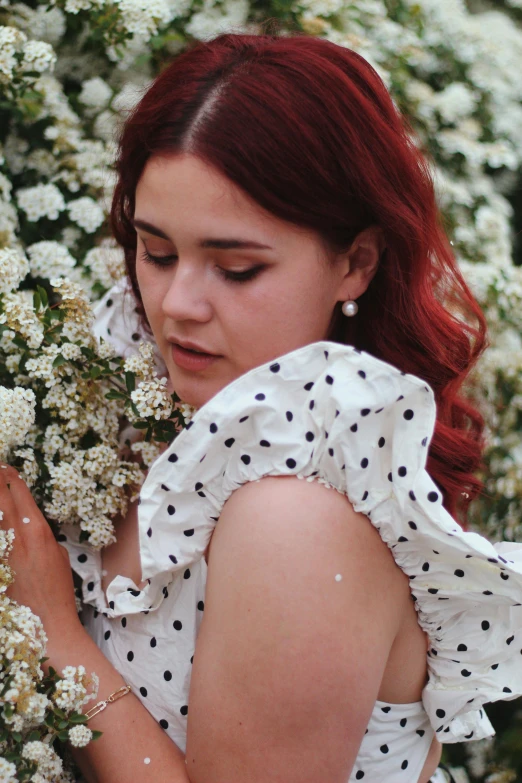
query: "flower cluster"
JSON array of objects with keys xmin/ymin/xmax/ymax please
[
  {"xmin": 0, "ymin": 272, "xmax": 188, "ymax": 550},
  {"xmin": 0, "ymin": 387, "xmax": 36, "ymax": 461},
  {"xmin": 0, "ymin": 24, "xmax": 56, "ymax": 88},
  {"xmin": 0, "ymin": 529, "xmax": 98, "ymax": 781}
]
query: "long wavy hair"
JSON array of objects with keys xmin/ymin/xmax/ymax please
[{"xmin": 110, "ymin": 30, "xmax": 489, "ymax": 527}]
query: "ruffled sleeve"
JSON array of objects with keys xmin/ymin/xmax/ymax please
[{"xmin": 136, "ymin": 339, "xmax": 522, "ymax": 744}]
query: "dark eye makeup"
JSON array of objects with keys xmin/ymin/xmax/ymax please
[{"xmin": 139, "ymin": 248, "xmax": 264, "ymax": 283}]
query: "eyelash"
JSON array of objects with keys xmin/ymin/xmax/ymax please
[{"xmin": 139, "ymin": 248, "xmax": 263, "ymax": 283}]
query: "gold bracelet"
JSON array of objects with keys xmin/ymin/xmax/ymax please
[{"xmin": 84, "ymin": 683, "xmax": 132, "ymax": 721}]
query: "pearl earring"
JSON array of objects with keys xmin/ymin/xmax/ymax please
[{"xmin": 341, "ymin": 299, "xmax": 358, "ymax": 317}]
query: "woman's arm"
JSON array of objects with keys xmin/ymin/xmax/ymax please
[
  {"xmin": 44, "ymin": 626, "xmax": 191, "ymax": 783},
  {"xmin": 185, "ymin": 475, "xmax": 411, "ymax": 783},
  {"xmin": 0, "ymin": 465, "xmax": 191, "ymax": 783}
]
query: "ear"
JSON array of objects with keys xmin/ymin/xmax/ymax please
[{"xmin": 336, "ymin": 225, "xmax": 385, "ymax": 302}]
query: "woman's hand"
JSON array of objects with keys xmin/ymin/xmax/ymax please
[{"xmin": 0, "ymin": 463, "xmax": 84, "ymax": 653}]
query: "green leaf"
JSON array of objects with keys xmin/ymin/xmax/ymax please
[
  {"xmin": 12, "ymin": 335, "xmax": 27, "ymax": 350},
  {"xmin": 69, "ymin": 712, "xmax": 88, "ymax": 723},
  {"xmin": 131, "ymin": 421, "xmax": 149, "ymax": 429},
  {"xmin": 89, "ymin": 365, "xmax": 102, "ymax": 379},
  {"xmin": 57, "ymin": 730, "xmax": 69, "ymax": 741},
  {"xmin": 58, "ymin": 719, "xmax": 69, "ymax": 729},
  {"xmin": 27, "ymin": 730, "xmax": 40, "ymax": 742},
  {"xmin": 91, "ymin": 730, "xmax": 103, "ymax": 740},
  {"xmin": 105, "ymin": 390, "xmax": 127, "ymax": 401},
  {"xmin": 125, "ymin": 371, "xmax": 136, "ymax": 394},
  {"xmin": 37, "ymin": 285, "xmax": 48, "ymax": 308},
  {"xmin": 12, "ymin": 731, "xmax": 22, "ymax": 742},
  {"xmin": 33, "ymin": 291, "xmax": 41, "ymax": 311},
  {"xmin": 52, "ymin": 354, "xmax": 66, "ymax": 368}
]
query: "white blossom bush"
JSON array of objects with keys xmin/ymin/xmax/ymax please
[
  {"xmin": 0, "ymin": 528, "xmax": 99, "ymax": 781},
  {"xmin": 0, "ymin": 262, "xmax": 190, "ymax": 550},
  {"xmin": 0, "ymin": 0, "xmax": 521, "ymax": 779}
]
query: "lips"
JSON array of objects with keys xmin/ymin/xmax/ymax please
[
  {"xmin": 169, "ymin": 338, "xmax": 219, "ymax": 356},
  {"xmin": 175, "ymin": 344, "xmax": 215, "ymax": 357},
  {"xmin": 171, "ymin": 342, "xmax": 221, "ymax": 371}
]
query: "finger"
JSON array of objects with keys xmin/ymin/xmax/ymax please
[{"xmin": 0, "ymin": 465, "xmax": 46, "ymax": 528}]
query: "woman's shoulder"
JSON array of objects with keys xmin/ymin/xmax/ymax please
[{"xmin": 137, "ymin": 337, "xmax": 436, "ymax": 594}]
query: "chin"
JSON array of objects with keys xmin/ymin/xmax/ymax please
[{"xmin": 170, "ymin": 379, "xmax": 208, "ymax": 410}]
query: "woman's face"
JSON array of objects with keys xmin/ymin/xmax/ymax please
[{"xmin": 134, "ymin": 153, "xmax": 377, "ymax": 408}]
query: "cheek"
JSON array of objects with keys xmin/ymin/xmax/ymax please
[{"xmin": 225, "ymin": 271, "xmax": 331, "ymax": 352}]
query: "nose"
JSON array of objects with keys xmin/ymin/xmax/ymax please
[{"xmin": 161, "ymin": 261, "xmax": 212, "ymax": 323}]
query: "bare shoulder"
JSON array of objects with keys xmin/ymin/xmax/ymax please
[
  {"xmin": 186, "ymin": 476, "xmax": 412, "ymax": 783},
  {"xmin": 208, "ymin": 474, "xmax": 409, "ymax": 599}
]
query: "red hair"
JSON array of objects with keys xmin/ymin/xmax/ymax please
[{"xmin": 110, "ymin": 31, "xmax": 489, "ymax": 527}]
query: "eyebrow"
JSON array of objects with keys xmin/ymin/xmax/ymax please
[{"xmin": 132, "ymin": 218, "xmax": 273, "ymax": 251}]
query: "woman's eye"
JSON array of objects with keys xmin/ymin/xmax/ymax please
[
  {"xmin": 140, "ymin": 247, "xmax": 264, "ymax": 283},
  {"xmin": 220, "ymin": 266, "xmax": 264, "ymax": 283},
  {"xmin": 140, "ymin": 248, "xmax": 176, "ymax": 268}
]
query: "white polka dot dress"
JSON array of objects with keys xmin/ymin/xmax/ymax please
[{"xmin": 61, "ymin": 282, "xmax": 522, "ymax": 783}]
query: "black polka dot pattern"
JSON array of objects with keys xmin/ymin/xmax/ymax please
[{"xmin": 59, "ymin": 335, "xmax": 522, "ymax": 776}]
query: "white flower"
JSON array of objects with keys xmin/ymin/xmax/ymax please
[
  {"xmin": 63, "ymin": 0, "xmax": 104, "ymax": 12},
  {"xmin": 17, "ymin": 183, "xmax": 66, "ymax": 222},
  {"xmin": 68, "ymin": 724, "xmax": 93, "ymax": 748},
  {"xmin": 78, "ymin": 76, "xmax": 113, "ymax": 109},
  {"xmin": 26, "ymin": 240, "xmax": 77, "ymax": 279},
  {"xmin": 0, "ymin": 26, "xmax": 27, "ymax": 83},
  {"xmin": 131, "ymin": 439, "xmax": 161, "ymax": 467},
  {"xmin": 123, "ymin": 341, "xmax": 157, "ymax": 378},
  {"xmin": 185, "ymin": 0, "xmax": 249, "ymax": 41},
  {"xmin": 61, "ymin": 226, "xmax": 83, "ymax": 249},
  {"xmin": 432, "ymin": 82, "xmax": 478, "ymax": 125},
  {"xmin": 85, "ymin": 243, "xmax": 126, "ymax": 287},
  {"xmin": 115, "ymin": 0, "xmax": 174, "ymax": 37},
  {"xmin": 13, "ymin": 447, "xmax": 39, "ymax": 488},
  {"xmin": 66, "ymin": 196, "xmax": 105, "ymax": 233},
  {"xmin": 11, "ymin": 5, "xmax": 66, "ymax": 47},
  {"xmin": 112, "ymin": 82, "xmax": 148, "ymax": 114},
  {"xmin": 0, "ymin": 292, "xmax": 45, "ymax": 349},
  {"xmin": 0, "ymin": 247, "xmax": 29, "ymax": 294},
  {"xmin": 20, "ymin": 40, "xmax": 56, "ymax": 74},
  {"xmin": 93, "ymin": 108, "xmax": 118, "ymax": 141},
  {"xmin": 21, "ymin": 741, "xmax": 63, "ymax": 779},
  {"xmin": 0, "ymin": 757, "xmax": 17, "ymax": 782},
  {"xmin": 0, "ymin": 387, "xmax": 36, "ymax": 460},
  {"xmin": 131, "ymin": 377, "xmax": 173, "ymax": 420},
  {"xmin": 51, "ymin": 276, "xmax": 94, "ymax": 329},
  {"xmin": 0, "ymin": 171, "xmax": 12, "ymax": 202},
  {"xmin": 53, "ymin": 665, "xmax": 98, "ymax": 712},
  {"xmin": 0, "ymin": 199, "xmax": 18, "ymax": 246},
  {"xmin": 178, "ymin": 402, "xmax": 198, "ymax": 423}
]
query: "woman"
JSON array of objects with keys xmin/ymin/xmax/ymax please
[{"xmin": 3, "ymin": 31, "xmax": 522, "ymax": 783}]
